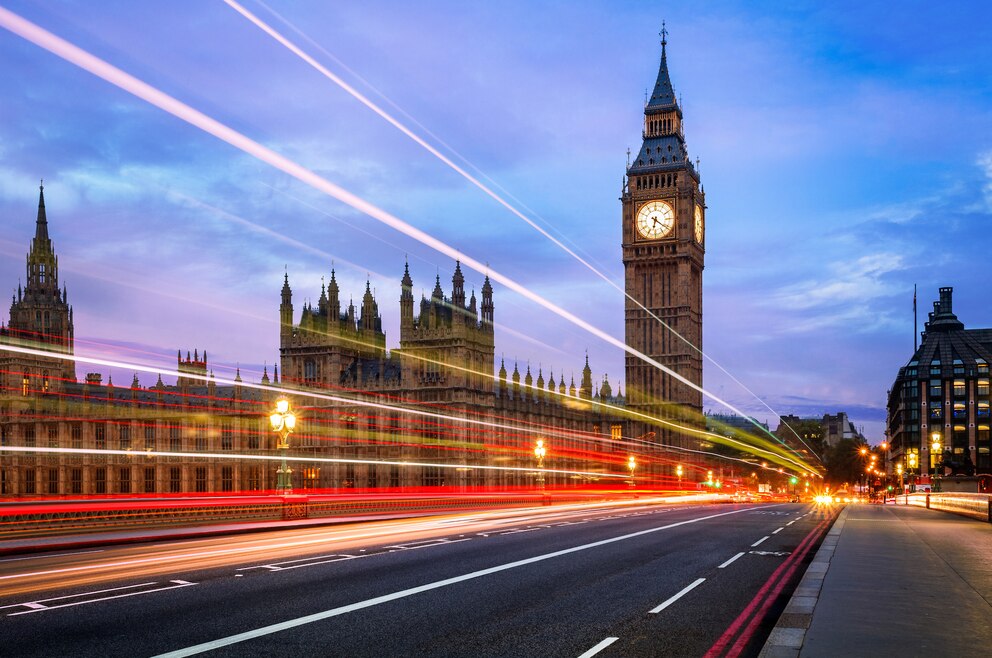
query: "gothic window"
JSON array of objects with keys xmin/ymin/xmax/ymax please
[
  {"xmin": 71, "ymin": 468, "xmax": 83, "ymax": 494},
  {"xmin": 222, "ymin": 466, "xmax": 234, "ymax": 492},
  {"xmin": 119, "ymin": 468, "xmax": 131, "ymax": 494},
  {"xmin": 169, "ymin": 467, "xmax": 181, "ymax": 493},
  {"xmin": 304, "ymin": 359, "xmax": 316, "ymax": 382},
  {"xmin": 195, "ymin": 467, "xmax": 207, "ymax": 493},
  {"xmin": 95, "ymin": 467, "xmax": 106, "ymax": 494},
  {"xmin": 144, "ymin": 467, "xmax": 155, "ymax": 493}
]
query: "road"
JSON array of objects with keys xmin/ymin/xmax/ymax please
[{"xmin": 0, "ymin": 499, "xmax": 835, "ymax": 657}]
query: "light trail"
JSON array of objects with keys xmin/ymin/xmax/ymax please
[
  {"xmin": 0, "ymin": 445, "xmax": 627, "ymax": 479},
  {"xmin": 0, "ymin": 6, "xmax": 798, "ymax": 460},
  {"xmin": 224, "ymin": 0, "xmax": 819, "ymax": 463},
  {"xmin": 0, "ymin": 343, "xmax": 819, "ymax": 475}
]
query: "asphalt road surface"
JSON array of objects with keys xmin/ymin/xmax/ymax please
[{"xmin": 0, "ymin": 499, "xmax": 835, "ymax": 657}]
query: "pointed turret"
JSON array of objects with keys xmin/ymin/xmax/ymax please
[
  {"xmin": 451, "ymin": 260, "xmax": 465, "ymax": 309},
  {"xmin": 280, "ymin": 271, "xmax": 294, "ymax": 335},
  {"xmin": 646, "ymin": 23, "xmax": 677, "ymax": 112},
  {"xmin": 512, "ymin": 362, "xmax": 521, "ymax": 397},
  {"xmin": 400, "ymin": 261, "xmax": 414, "ymax": 330},
  {"xmin": 35, "ymin": 181, "xmax": 50, "ymax": 243},
  {"xmin": 481, "ymin": 275, "xmax": 494, "ymax": 326},
  {"xmin": 580, "ymin": 353, "xmax": 593, "ymax": 400},
  {"xmin": 498, "ymin": 357, "xmax": 507, "ymax": 396},
  {"xmin": 262, "ymin": 365, "xmax": 270, "ymax": 384}
]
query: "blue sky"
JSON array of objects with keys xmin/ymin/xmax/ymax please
[{"xmin": 1, "ymin": 1, "xmax": 991, "ymax": 441}]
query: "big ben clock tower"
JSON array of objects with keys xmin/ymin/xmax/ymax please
[{"xmin": 622, "ymin": 26, "xmax": 704, "ymax": 447}]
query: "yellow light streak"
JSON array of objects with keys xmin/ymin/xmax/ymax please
[
  {"xmin": 223, "ymin": 0, "xmax": 819, "ymax": 463},
  {"xmin": 0, "ymin": 7, "xmax": 789, "ymax": 458}
]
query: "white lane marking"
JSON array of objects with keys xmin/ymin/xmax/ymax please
[
  {"xmin": 0, "ymin": 582, "xmax": 157, "ymax": 610},
  {"xmin": 772, "ymin": 527, "xmax": 784, "ymax": 534},
  {"xmin": 6, "ymin": 580, "xmax": 197, "ymax": 616},
  {"xmin": 752, "ymin": 536, "xmax": 770, "ymax": 547},
  {"xmin": 717, "ymin": 552, "xmax": 745, "ymax": 569},
  {"xmin": 577, "ymin": 637, "xmax": 619, "ymax": 658},
  {"xmin": 153, "ymin": 506, "xmax": 762, "ymax": 657},
  {"xmin": 649, "ymin": 577, "xmax": 706, "ymax": 614},
  {"xmin": 786, "ymin": 520, "xmax": 796, "ymax": 526},
  {"xmin": 0, "ymin": 549, "xmax": 104, "ymax": 564}
]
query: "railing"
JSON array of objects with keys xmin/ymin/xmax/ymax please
[{"xmin": 902, "ymin": 492, "xmax": 992, "ymax": 523}]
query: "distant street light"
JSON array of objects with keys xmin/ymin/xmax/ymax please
[
  {"xmin": 627, "ymin": 455, "xmax": 636, "ymax": 488},
  {"xmin": 676, "ymin": 464, "xmax": 683, "ymax": 489},
  {"xmin": 269, "ymin": 397, "xmax": 297, "ymax": 493},
  {"xmin": 534, "ymin": 439, "xmax": 547, "ymax": 490},
  {"xmin": 931, "ymin": 431, "xmax": 942, "ymax": 479}
]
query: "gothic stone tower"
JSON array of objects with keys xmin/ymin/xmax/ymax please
[
  {"xmin": 622, "ymin": 29, "xmax": 705, "ymax": 445},
  {"xmin": 1, "ymin": 183, "xmax": 76, "ymax": 396}
]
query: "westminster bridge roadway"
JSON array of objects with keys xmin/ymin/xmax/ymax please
[{"xmin": 0, "ymin": 499, "xmax": 830, "ymax": 657}]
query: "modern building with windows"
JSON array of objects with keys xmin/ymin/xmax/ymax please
[{"xmin": 886, "ymin": 287, "xmax": 992, "ymax": 479}]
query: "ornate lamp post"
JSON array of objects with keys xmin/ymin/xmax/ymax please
[
  {"xmin": 627, "ymin": 455, "xmax": 636, "ymax": 488},
  {"xmin": 931, "ymin": 431, "xmax": 942, "ymax": 484},
  {"xmin": 534, "ymin": 438, "xmax": 546, "ymax": 490},
  {"xmin": 269, "ymin": 398, "xmax": 297, "ymax": 493}
]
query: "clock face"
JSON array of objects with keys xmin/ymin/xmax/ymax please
[
  {"xmin": 694, "ymin": 204, "xmax": 704, "ymax": 243},
  {"xmin": 635, "ymin": 200, "xmax": 674, "ymax": 239}
]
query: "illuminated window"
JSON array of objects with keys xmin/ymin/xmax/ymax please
[
  {"xmin": 611, "ymin": 424, "xmax": 623, "ymax": 441},
  {"xmin": 978, "ymin": 359, "xmax": 989, "ymax": 375},
  {"xmin": 978, "ymin": 402, "xmax": 990, "ymax": 418},
  {"xmin": 930, "ymin": 402, "xmax": 942, "ymax": 419},
  {"xmin": 979, "ymin": 379, "xmax": 990, "ymax": 396},
  {"xmin": 953, "ymin": 403, "xmax": 967, "ymax": 419},
  {"xmin": 21, "ymin": 377, "xmax": 28, "ymax": 396},
  {"xmin": 953, "ymin": 380, "xmax": 966, "ymax": 397},
  {"xmin": 979, "ymin": 425, "xmax": 991, "ymax": 441}
]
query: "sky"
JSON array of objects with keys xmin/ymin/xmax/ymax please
[{"xmin": 1, "ymin": 1, "xmax": 991, "ymax": 442}]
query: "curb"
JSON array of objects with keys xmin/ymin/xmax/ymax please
[{"xmin": 758, "ymin": 506, "xmax": 848, "ymax": 657}]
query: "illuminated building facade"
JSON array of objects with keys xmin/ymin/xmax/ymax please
[
  {"xmin": 886, "ymin": 287, "xmax": 992, "ymax": 479},
  {"xmin": 622, "ymin": 29, "xmax": 705, "ymax": 448},
  {"xmin": 1, "ymin": 188, "xmax": 629, "ymax": 496}
]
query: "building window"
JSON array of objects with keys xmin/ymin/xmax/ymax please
[
  {"xmin": 247, "ymin": 467, "xmax": 261, "ymax": 491},
  {"xmin": 978, "ymin": 359, "xmax": 989, "ymax": 375},
  {"xmin": 47, "ymin": 468, "xmax": 59, "ymax": 495},
  {"xmin": 953, "ymin": 380, "xmax": 966, "ymax": 397},
  {"xmin": 95, "ymin": 424, "xmax": 106, "ymax": 450},
  {"xmin": 24, "ymin": 425, "xmax": 36, "ymax": 448},
  {"xmin": 930, "ymin": 402, "xmax": 942, "ymax": 419},
  {"xmin": 119, "ymin": 424, "xmax": 131, "ymax": 450},
  {"xmin": 119, "ymin": 468, "xmax": 131, "ymax": 494},
  {"xmin": 978, "ymin": 402, "xmax": 990, "ymax": 419},
  {"xmin": 929, "ymin": 380, "xmax": 942, "ymax": 398},
  {"xmin": 930, "ymin": 360, "xmax": 941, "ymax": 376},
  {"xmin": 221, "ymin": 424, "xmax": 233, "ymax": 450},
  {"xmin": 953, "ymin": 359, "xmax": 965, "ymax": 375},
  {"xmin": 95, "ymin": 467, "xmax": 106, "ymax": 494},
  {"xmin": 195, "ymin": 467, "xmax": 207, "ymax": 493},
  {"xmin": 979, "ymin": 379, "xmax": 990, "ymax": 396},
  {"xmin": 221, "ymin": 466, "xmax": 233, "ymax": 492},
  {"xmin": 248, "ymin": 431, "xmax": 260, "ymax": 450},
  {"xmin": 70, "ymin": 423, "xmax": 82, "ymax": 449},
  {"xmin": 169, "ymin": 467, "xmax": 181, "ymax": 493},
  {"xmin": 48, "ymin": 425, "xmax": 59, "ymax": 448},
  {"xmin": 24, "ymin": 469, "xmax": 36, "ymax": 494},
  {"xmin": 169, "ymin": 426, "xmax": 181, "ymax": 452},
  {"xmin": 195, "ymin": 424, "xmax": 207, "ymax": 452},
  {"xmin": 71, "ymin": 468, "xmax": 82, "ymax": 494},
  {"xmin": 953, "ymin": 403, "xmax": 967, "ymax": 420},
  {"xmin": 611, "ymin": 424, "xmax": 623, "ymax": 441},
  {"xmin": 144, "ymin": 467, "xmax": 156, "ymax": 493},
  {"xmin": 144, "ymin": 424, "xmax": 156, "ymax": 451}
]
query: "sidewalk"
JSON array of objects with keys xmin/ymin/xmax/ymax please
[{"xmin": 761, "ymin": 503, "xmax": 992, "ymax": 657}]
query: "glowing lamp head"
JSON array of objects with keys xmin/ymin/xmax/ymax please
[
  {"xmin": 628, "ymin": 456, "xmax": 636, "ymax": 470},
  {"xmin": 285, "ymin": 413, "xmax": 297, "ymax": 430},
  {"xmin": 676, "ymin": 465, "xmax": 683, "ymax": 476},
  {"xmin": 276, "ymin": 398, "xmax": 290, "ymax": 414},
  {"xmin": 534, "ymin": 439, "xmax": 546, "ymax": 460},
  {"xmin": 269, "ymin": 412, "xmax": 283, "ymax": 431}
]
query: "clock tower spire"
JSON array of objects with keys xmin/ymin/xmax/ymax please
[{"xmin": 622, "ymin": 27, "xmax": 705, "ymax": 450}]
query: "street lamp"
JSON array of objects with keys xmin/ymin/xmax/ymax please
[
  {"xmin": 627, "ymin": 455, "xmax": 636, "ymax": 488},
  {"xmin": 269, "ymin": 397, "xmax": 297, "ymax": 493},
  {"xmin": 896, "ymin": 463, "xmax": 904, "ymax": 493},
  {"xmin": 676, "ymin": 464, "xmax": 683, "ymax": 489},
  {"xmin": 534, "ymin": 438, "xmax": 547, "ymax": 490},
  {"xmin": 931, "ymin": 431, "xmax": 942, "ymax": 480}
]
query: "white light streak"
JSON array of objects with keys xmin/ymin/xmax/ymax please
[
  {"xmin": 0, "ymin": 446, "xmax": 627, "ymax": 479},
  {"xmin": 223, "ymin": 0, "xmax": 818, "ymax": 463},
  {"xmin": 0, "ymin": 7, "xmax": 782, "ymax": 454}
]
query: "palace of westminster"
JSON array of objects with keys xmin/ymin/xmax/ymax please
[{"xmin": 0, "ymin": 34, "xmax": 709, "ymax": 496}]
